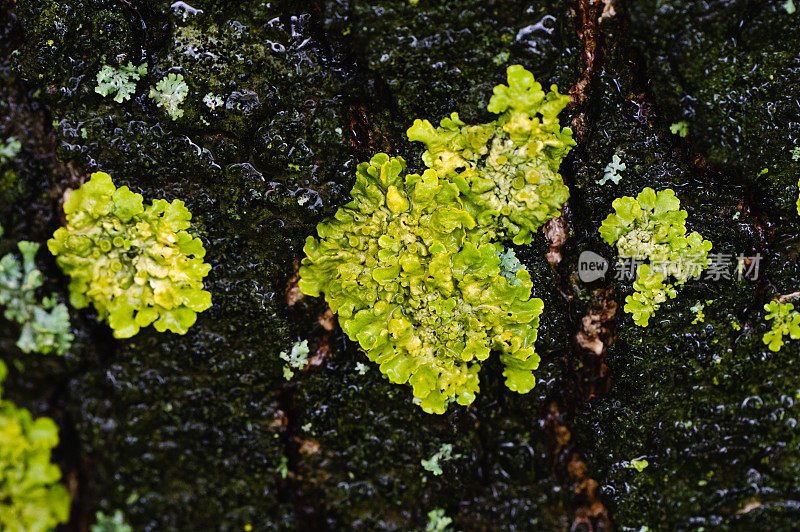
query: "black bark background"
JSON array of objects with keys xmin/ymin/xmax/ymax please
[{"xmin": 1, "ymin": 0, "xmax": 799, "ymax": 530}]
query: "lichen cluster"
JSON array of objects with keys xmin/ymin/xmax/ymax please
[
  {"xmin": 407, "ymin": 65, "xmax": 574, "ymax": 245},
  {"xmin": 48, "ymin": 172, "xmax": 212, "ymax": 338},
  {"xmin": 0, "ymin": 224, "xmax": 73, "ymax": 355},
  {"xmin": 299, "ymin": 66, "xmax": 574, "ymax": 413},
  {"xmin": 599, "ymin": 187, "xmax": 712, "ymax": 326},
  {"xmin": 0, "ymin": 361, "xmax": 71, "ymax": 532},
  {"xmin": 763, "ymin": 300, "xmax": 800, "ymax": 351}
]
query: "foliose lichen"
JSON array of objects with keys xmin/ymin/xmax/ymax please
[
  {"xmin": 0, "ymin": 137, "xmax": 22, "ymax": 164},
  {"xmin": 622, "ymin": 457, "xmax": 649, "ymax": 472},
  {"xmin": 0, "ymin": 360, "xmax": 71, "ymax": 532},
  {"xmin": 47, "ymin": 172, "xmax": 212, "ymax": 338},
  {"xmin": 91, "ymin": 510, "xmax": 132, "ymax": 532},
  {"xmin": 279, "ymin": 339, "xmax": 310, "ymax": 380},
  {"xmin": 421, "ymin": 443, "xmax": 457, "ymax": 476},
  {"xmin": 149, "ymin": 73, "xmax": 189, "ymax": 120},
  {"xmin": 690, "ymin": 301, "xmax": 705, "ymax": 324},
  {"xmin": 425, "ymin": 508, "xmax": 454, "ymax": 532},
  {"xmin": 599, "ymin": 187, "xmax": 712, "ymax": 326},
  {"xmin": 763, "ymin": 300, "xmax": 800, "ymax": 352},
  {"xmin": 497, "ymin": 247, "xmax": 524, "ymax": 285},
  {"xmin": 670, "ymin": 121, "xmax": 689, "ymax": 137},
  {"xmin": 203, "ymin": 92, "xmax": 224, "ymax": 111},
  {"xmin": 95, "ymin": 62, "xmax": 148, "ymax": 103},
  {"xmin": 598, "ymin": 153, "xmax": 626, "ymax": 185},
  {"xmin": 299, "ymin": 66, "xmax": 574, "ymax": 413},
  {"xmin": 0, "ymin": 224, "xmax": 73, "ymax": 355},
  {"xmin": 407, "ymin": 64, "xmax": 574, "ymax": 245}
]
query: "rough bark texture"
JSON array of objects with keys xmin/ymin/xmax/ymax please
[{"xmin": 1, "ymin": 0, "xmax": 799, "ymax": 530}]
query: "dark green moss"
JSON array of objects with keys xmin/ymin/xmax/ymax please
[
  {"xmin": 291, "ymin": 333, "xmax": 572, "ymax": 530},
  {"xmin": 69, "ymin": 331, "xmax": 296, "ymax": 530},
  {"xmin": 322, "ymin": 0, "xmax": 582, "ymax": 166},
  {"xmin": 627, "ymin": 0, "xmax": 800, "ymax": 219}
]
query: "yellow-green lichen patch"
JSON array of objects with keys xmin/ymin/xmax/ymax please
[
  {"xmin": 48, "ymin": 172, "xmax": 211, "ymax": 338},
  {"xmin": 0, "ymin": 360, "xmax": 71, "ymax": 532},
  {"xmin": 600, "ymin": 187, "xmax": 712, "ymax": 326},
  {"xmin": 299, "ymin": 66, "xmax": 573, "ymax": 414},
  {"xmin": 763, "ymin": 300, "xmax": 800, "ymax": 352},
  {"xmin": 407, "ymin": 64, "xmax": 574, "ymax": 246}
]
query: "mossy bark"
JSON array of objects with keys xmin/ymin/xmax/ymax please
[{"xmin": 1, "ymin": 0, "xmax": 799, "ymax": 530}]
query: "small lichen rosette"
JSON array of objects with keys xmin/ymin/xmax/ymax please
[
  {"xmin": 407, "ymin": 65, "xmax": 575, "ymax": 245},
  {"xmin": 0, "ymin": 361, "xmax": 71, "ymax": 532},
  {"xmin": 763, "ymin": 300, "xmax": 800, "ymax": 352},
  {"xmin": 599, "ymin": 187, "xmax": 712, "ymax": 326},
  {"xmin": 300, "ymin": 154, "xmax": 543, "ymax": 414},
  {"xmin": 47, "ymin": 172, "xmax": 211, "ymax": 338}
]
